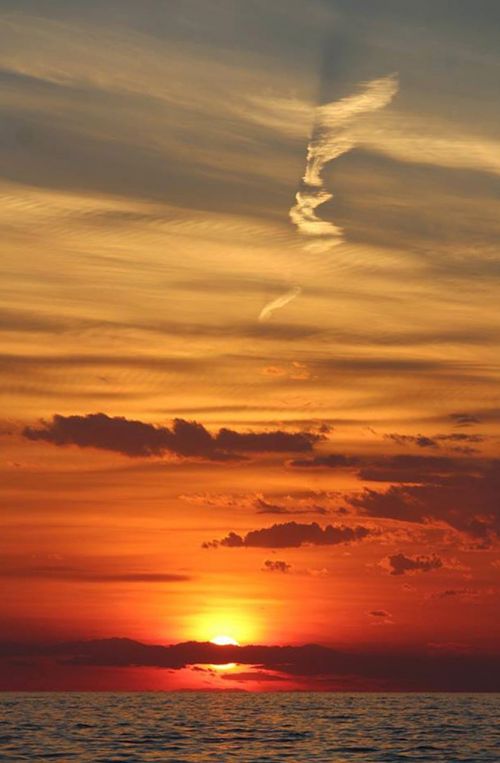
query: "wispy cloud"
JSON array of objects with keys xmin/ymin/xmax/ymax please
[
  {"xmin": 258, "ymin": 76, "xmax": 398, "ymax": 321},
  {"xmin": 356, "ymin": 112, "xmax": 500, "ymax": 178},
  {"xmin": 290, "ymin": 75, "xmax": 399, "ymax": 252},
  {"xmin": 258, "ymin": 285, "xmax": 302, "ymax": 322}
]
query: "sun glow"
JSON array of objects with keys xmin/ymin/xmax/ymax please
[
  {"xmin": 210, "ymin": 634, "xmax": 239, "ymax": 646},
  {"xmin": 211, "ymin": 661, "xmax": 237, "ymax": 671},
  {"xmin": 190, "ymin": 605, "xmax": 260, "ymax": 645},
  {"xmin": 209, "ymin": 634, "xmax": 239, "ymax": 671}
]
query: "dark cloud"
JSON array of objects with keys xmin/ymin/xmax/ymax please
[
  {"xmin": 437, "ymin": 434, "xmax": 484, "ymax": 443},
  {"xmin": 23, "ymin": 413, "xmax": 321, "ymax": 460},
  {"xmin": 221, "ymin": 670, "xmax": 288, "ymax": 682},
  {"xmin": 254, "ymin": 497, "xmax": 329, "ymax": 516},
  {"xmin": 386, "ymin": 434, "xmax": 438, "ymax": 449},
  {"xmin": 0, "ymin": 308, "xmax": 97, "ymax": 335},
  {"xmin": 1, "ymin": 638, "xmax": 498, "ymax": 691},
  {"xmin": 0, "ymin": 352, "xmax": 202, "ymax": 373},
  {"xmin": 350, "ymin": 459, "xmax": 500, "ymax": 540},
  {"xmin": 255, "ymin": 502, "xmax": 293, "ymax": 515},
  {"xmin": 289, "ymin": 454, "xmax": 360, "ymax": 468},
  {"xmin": 369, "ymin": 609, "xmax": 390, "ymax": 618},
  {"xmin": 292, "ymin": 452, "xmax": 462, "ymax": 483},
  {"xmin": 431, "ymin": 589, "xmax": 480, "ymax": 600},
  {"xmin": 385, "ymin": 553, "xmax": 443, "ymax": 576},
  {"xmin": 291, "ymin": 453, "xmax": 468, "ymax": 479},
  {"xmin": 450, "ymin": 412, "xmax": 480, "ymax": 427},
  {"xmin": 215, "ymin": 427, "xmax": 321, "ymax": 454},
  {"xmin": 255, "ymin": 497, "xmax": 294, "ymax": 515},
  {"xmin": 203, "ymin": 521, "xmax": 371, "ymax": 549},
  {"xmin": 386, "ymin": 432, "xmax": 484, "ymax": 451},
  {"xmin": 0, "ymin": 566, "xmax": 190, "ymax": 583},
  {"xmin": 262, "ymin": 560, "xmax": 291, "ymax": 573},
  {"xmin": 316, "ymin": 356, "xmax": 458, "ymax": 374},
  {"xmin": 188, "ymin": 436, "xmax": 500, "ymax": 543},
  {"xmin": 356, "ymin": 454, "xmax": 461, "ymax": 484},
  {"xmin": 0, "ymin": 309, "xmax": 322, "ymax": 348}
]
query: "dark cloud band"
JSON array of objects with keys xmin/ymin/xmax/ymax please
[{"xmin": 24, "ymin": 412, "xmax": 322, "ymax": 460}]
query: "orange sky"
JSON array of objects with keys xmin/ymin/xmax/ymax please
[{"xmin": 0, "ymin": 0, "xmax": 499, "ymax": 691}]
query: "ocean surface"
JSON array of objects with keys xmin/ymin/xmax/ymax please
[{"xmin": 0, "ymin": 693, "xmax": 498, "ymax": 762}]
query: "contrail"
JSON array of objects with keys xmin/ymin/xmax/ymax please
[
  {"xmin": 290, "ymin": 74, "xmax": 399, "ymax": 252},
  {"xmin": 258, "ymin": 285, "xmax": 302, "ymax": 322},
  {"xmin": 257, "ymin": 75, "xmax": 398, "ymax": 322}
]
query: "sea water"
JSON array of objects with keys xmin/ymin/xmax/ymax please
[{"xmin": 0, "ymin": 692, "xmax": 498, "ymax": 762}]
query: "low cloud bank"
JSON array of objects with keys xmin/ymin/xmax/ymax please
[{"xmin": 1, "ymin": 637, "xmax": 498, "ymax": 691}]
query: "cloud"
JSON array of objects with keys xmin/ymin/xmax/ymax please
[
  {"xmin": 261, "ymin": 361, "xmax": 312, "ymax": 381},
  {"xmin": 430, "ymin": 589, "xmax": 481, "ymax": 601},
  {"xmin": 289, "ymin": 74, "xmax": 398, "ymax": 251},
  {"xmin": 0, "ymin": 11, "xmax": 321, "ymax": 199},
  {"xmin": 289, "ymin": 189, "xmax": 344, "ymax": 252},
  {"xmin": 262, "ymin": 560, "xmax": 291, "ymax": 573},
  {"xmin": 356, "ymin": 454, "xmax": 462, "ymax": 483},
  {"xmin": 258, "ymin": 286, "xmax": 302, "ymax": 322},
  {"xmin": 437, "ymin": 434, "xmax": 484, "ymax": 443},
  {"xmin": 349, "ymin": 458, "xmax": 500, "ymax": 540},
  {"xmin": 289, "ymin": 449, "xmax": 499, "ymax": 540},
  {"xmin": 303, "ymin": 77, "xmax": 400, "ymax": 189},
  {"xmin": 255, "ymin": 499, "xmax": 295, "ymax": 515},
  {"xmin": 356, "ymin": 111, "xmax": 500, "ymax": 179},
  {"xmin": 369, "ymin": 609, "xmax": 391, "ymax": 618},
  {"xmin": 203, "ymin": 521, "xmax": 371, "ymax": 549},
  {"xmin": 386, "ymin": 432, "xmax": 484, "ymax": 450},
  {"xmin": 254, "ymin": 497, "xmax": 329, "ymax": 516},
  {"xmin": 289, "ymin": 454, "xmax": 360, "ymax": 468},
  {"xmin": 215, "ymin": 427, "xmax": 321, "ymax": 454},
  {"xmin": 386, "ymin": 434, "xmax": 439, "ymax": 449},
  {"xmin": 0, "ymin": 566, "xmax": 190, "ymax": 583},
  {"xmin": 23, "ymin": 413, "xmax": 322, "ymax": 460},
  {"xmin": 180, "ymin": 492, "xmax": 331, "ymax": 516},
  {"xmin": 2, "ymin": 637, "xmax": 499, "ymax": 691},
  {"xmin": 294, "ymin": 451, "xmax": 480, "ymax": 485},
  {"xmin": 450, "ymin": 412, "xmax": 480, "ymax": 427},
  {"xmin": 384, "ymin": 553, "xmax": 443, "ymax": 576},
  {"xmin": 221, "ymin": 670, "xmax": 288, "ymax": 683}
]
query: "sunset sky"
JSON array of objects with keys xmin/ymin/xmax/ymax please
[{"xmin": 1, "ymin": 0, "xmax": 499, "ymax": 691}]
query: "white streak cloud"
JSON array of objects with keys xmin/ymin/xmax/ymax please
[
  {"xmin": 258, "ymin": 286, "xmax": 302, "ymax": 322},
  {"xmin": 290, "ymin": 74, "xmax": 399, "ymax": 251}
]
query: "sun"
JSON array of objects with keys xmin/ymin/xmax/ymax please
[
  {"xmin": 210, "ymin": 634, "xmax": 239, "ymax": 646},
  {"xmin": 209, "ymin": 634, "xmax": 239, "ymax": 671},
  {"xmin": 188, "ymin": 605, "xmax": 260, "ymax": 646}
]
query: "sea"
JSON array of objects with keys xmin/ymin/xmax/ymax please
[{"xmin": 0, "ymin": 693, "xmax": 498, "ymax": 762}]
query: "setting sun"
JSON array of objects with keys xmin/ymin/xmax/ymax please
[
  {"xmin": 210, "ymin": 635, "xmax": 239, "ymax": 647},
  {"xmin": 190, "ymin": 607, "xmax": 261, "ymax": 646}
]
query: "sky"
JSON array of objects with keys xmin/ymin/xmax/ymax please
[{"xmin": 1, "ymin": 0, "xmax": 499, "ymax": 691}]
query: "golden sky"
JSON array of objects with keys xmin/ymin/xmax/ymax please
[{"xmin": 1, "ymin": 0, "xmax": 499, "ymax": 691}]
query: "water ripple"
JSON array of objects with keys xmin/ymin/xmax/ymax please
[{"xmin": 0, "ymin": 693, "xmax": 498, "ymax": 762}]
